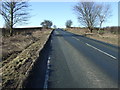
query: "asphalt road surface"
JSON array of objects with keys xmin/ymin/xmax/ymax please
[{"xmin": 48, "ymin": 29, "xmax": 118, "ymax": 88}]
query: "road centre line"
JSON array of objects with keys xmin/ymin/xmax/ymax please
[
  {"xmin": 72, "ymin": 37, "xmax": 80, "ymax": 41},
  {"xmin": 86, "ymin": 43, "xmax": 117, "ymax": 60}
]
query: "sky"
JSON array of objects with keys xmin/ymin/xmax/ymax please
[{"xmin": 0, "ymin": 1, "xmax": 119, "ymax": 28}]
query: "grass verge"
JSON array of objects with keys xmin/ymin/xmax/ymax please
[{"xmin": 1, "ymin": 30, "xmax": 52, "ymax": 89}]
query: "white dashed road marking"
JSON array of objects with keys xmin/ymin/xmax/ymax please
[
  {"xmin": 72, "ymin": 37, "xmax": 80, "ymax": 41},
  {"xmin": 86, "ymin": 43, "xmax": 117, "ymax": 60}
]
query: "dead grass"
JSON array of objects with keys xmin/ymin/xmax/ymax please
[
  {"xmin": 87, "ymin": 33, "xmax": 118, "ymax": 46},
  {"xmin": 1, "ymin": 29, "xmax": 52, "ymax": 88},
  {"xmin": 66, "ymin": 28, "xmax": 119, "ymax": 46},
  {"xmin": 2, "ymin": 30, "xmax": 51, "ymax": 64}
]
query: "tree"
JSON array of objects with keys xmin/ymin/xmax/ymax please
[
  {"xmin": 97, "ymin": 3, "xmax": 111, "ymax": 31},
  {"xmin": 65, "ymin": 20, "xmax": 73, "ymax": 28},
  {"xmin": 41, "ymin": 20, "xmax": 53, "ymax": 29},
  {"xmin": 74, "ymin": 2, "xmax": 100, "ymax": 33},
  {"xmin": 53, "ymin": 25, "xmax": 57, "ymax": 29},
  {"xmin": 0, "ymin": 0, "xmax": 30, "ymax": 36},
  {"xmin": 4, "ymin": 22, "xmax": 11, "ymax": 29}
]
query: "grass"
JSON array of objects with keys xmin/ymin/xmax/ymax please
[
  {"xmin": 65, "ymin": 28, "xmax": 119, "ymax": 46},
  {"xmin": 1, "ymin": 29, "xmax": 52, "ymax": 88}
]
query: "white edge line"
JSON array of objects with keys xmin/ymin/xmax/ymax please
[
  {"xmin": 86, "ymin": 43, "xmax": 117, "ymax": 60},
  {"xmin": 43, "ymin": 56, "xmax": 51, "ymax": 88}
]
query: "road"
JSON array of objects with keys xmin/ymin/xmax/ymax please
[{"xmin": 48, "ymin": 29, "xmax": 118, "ymax": 88}]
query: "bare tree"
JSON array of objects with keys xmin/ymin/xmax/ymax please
[
  {"xmin": 0, "ymin": 0, "xmax": 30, "ymax": 36},
  {"xmin": 97, "ymin": 3, "xmax": 111, "ymax": 31},
  {"xmin": 65, "ymin": 20, "xmax": 73, "ymax": 28},
  {"xmin": 74, "ymin": 2, "xmax": 100, "ymax": 33}
]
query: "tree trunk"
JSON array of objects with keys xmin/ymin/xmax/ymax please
[
  {"xmin": 10, "ymin": 27, "xmax": 13, "ymax": 36},
  {"xmin": 88, "ymin": 27, "xmax": 93, "ymax": 33},
  {"xmin": 90, "ymin": 29, "xmax": 93, "ymax": 33},
  {"xmin": 98, "ymin": 23, "xmax": 102, "ymax": 32},
  {"xmin": 10, "ymin": 2, "xmax": 13, "ymax": 36},
  {"xmin": 98, "ymin": 22, "xmax": 103, "ymax": 34}
]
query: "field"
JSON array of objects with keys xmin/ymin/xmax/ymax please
[
  {"xmin": 65, "ymin": 27, "xmax": 119, "ymax": 46},
  {"xmin": 0, "ymin": 26, "xmax": 119, "ymax": 88},
  {"xmin": 1, "ymin": 28, "xmax": 52, "ymax": 88}
]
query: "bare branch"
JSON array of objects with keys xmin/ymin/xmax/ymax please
[
  {"xmin": 74, "ymin": 2, "xmax": 111, "ymax": 33},
  {"xmin": 0, "ymin": 0, "xmax": 30, "ymax": 36},
  {"xmin": 97, "ymin": 3, "xmax": 111, "ymax": 31}
]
